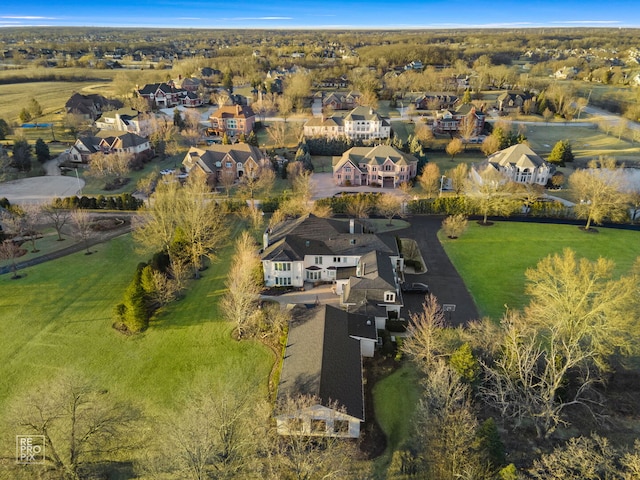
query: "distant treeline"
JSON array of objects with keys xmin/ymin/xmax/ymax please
[{"xmin": 0, "ymin": 73, "xmax": 110, "ymax": 85}]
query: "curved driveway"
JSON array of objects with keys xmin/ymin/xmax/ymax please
[{"xmin": 395, "ymin": 215, "xmax": 480, "ymax": 327}]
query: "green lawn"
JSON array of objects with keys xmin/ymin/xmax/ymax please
[
  {"xmin": 372, "ymin": 365, "xmax": 421, "ymax": 452},
  {"xmin": 523, "ymin": 124, "xmax": 640, "ymax": 163},
  {"xmin": 0, "ymin": 233, "xmax": 272, "ymax": 427},
  {"xmin": 439, "ymin": 221, "xmax": 640, "ymax": 319}
]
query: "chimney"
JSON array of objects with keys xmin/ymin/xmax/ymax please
[
  {"xmin": 263, "ymin": 230, "xmax": 269, "ymax": 249},
  {"xmin": 349, "ymin": 218, "xmax": 355, "ymax": 234}
]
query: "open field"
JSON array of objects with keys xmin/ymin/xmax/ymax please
[
  {"xmin": 439, "ymin": 221, "xmax": 640, "ymax": 319},
  {"xmin": 0, "ymin": 232, "xmax": 273, "ymax": 442},
  {"xmin": 522, "ymin": 124, "xmax": 640, "ymax": 163}
]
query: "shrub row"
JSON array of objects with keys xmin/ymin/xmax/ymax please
[{"xmin": 52, "ymin": 194, "xmax": 143, "ymax": 211}]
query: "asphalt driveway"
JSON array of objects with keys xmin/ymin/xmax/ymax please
[{"xmin": 394, "ymin": 215, "xmax": 480, "ymax": 327}]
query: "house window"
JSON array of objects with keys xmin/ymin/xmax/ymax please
[
  {"xmin": 333, "ymin": 257, "xmax": 341, "ymax": 263},
  {"xmin": 311, "ymin": 419, "xmax": 327, "ymax": 433},
  {"xmin": 334, "ymin": 420, "xmax": 349, "ymax": 434},
  {"xmin": 384, "ymin": 292, "xmax": 396, "ymax": 303},
  {"xmin": 225, "ymin": 162, "xmax": 232, "ymax": 168},
  {"xmin": 274, "ymin": 262, "xmax": 291, "ymax": 271},
  {"xmin": 306, "ymin": 270, "xmax": 320, "ymax": 281},
  {"xmin": 345, "ymin": 167, "xmax": 351, "ymax": 173},
  {"xmin": 275, "ymin": 277, "xmax": 291, "ymax": 286},
  {"xmin": 315, "ymin": 256, "xmax": 323, "ymax": 265}
]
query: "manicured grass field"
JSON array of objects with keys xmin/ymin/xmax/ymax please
[
  {"xmin": 372, "ymin": 365, "xmax": 421, "ymax": 454},
  {"xmin": 439, "ymin": 221, "xmax": 640, "ymax": 319},
  {"xmin": 523, "ymin": 124, "xmax": 640, "ymax": 163},
  {"xmin": 0, "ymin": 233, "xmax": 273, "ymax": 431}
]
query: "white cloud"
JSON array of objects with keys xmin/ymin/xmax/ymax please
[{"xmin": 1, "ymin": 15, "xmax": 56, "ymax": 20}]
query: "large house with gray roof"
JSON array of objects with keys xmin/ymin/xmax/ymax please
[
  {"xmin": 181, "ymin": 144, "xmax": 268, "ymax": 185},
  {"xmin": 333, "ymin": 144, "xmax": 418, "ymax": 188},
  {"xmin": 303, "ymin": 106, "xmax": 391, "ymax": 141},
  {"xmin": 68, "ymin": 131, "xmax": 152, "ymax": 163},
  {"xmin": 275, "ymin": 304, "xmax": 376, "ymax": 438},
  {"xmin": 479, "ymin": 143, "xmax": 553, "ymax": 185},
  {"xmin": 261, "ymin": 213, "xmax": 404, "ymax": 329}
]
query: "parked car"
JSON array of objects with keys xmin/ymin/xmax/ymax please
[{"xmin": 401, "ymin": 282, "xmax": 429, "ymax": 293}]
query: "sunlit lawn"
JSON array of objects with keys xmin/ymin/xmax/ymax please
[
  {"xmin": 440, "ymin": 221, "xmax": 640, "ymax": 319},
  {"xmin": 0, "ymin": 232, "xmax": 273, "ymax": 426}
]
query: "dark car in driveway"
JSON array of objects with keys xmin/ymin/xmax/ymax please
[{"xmin": 401, "ymin": 282, "xmax": 429, "ymax": 293}]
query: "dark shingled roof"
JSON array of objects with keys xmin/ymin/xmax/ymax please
[
  {"xmin": 262, "ymin": 214, "xmax": 398, "ymax": 262},
  {"xmin": 277, "ymin": 305, "xmax": 365, "ymax": 420}
]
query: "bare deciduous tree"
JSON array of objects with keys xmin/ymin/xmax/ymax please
[
  {"xmin": 221, "ymin": 231, "xmax": 263, "ymax": 339},
  {"xmin": 465, "ymin": 166, "xmax": 521, "ymax": 225},
  {"xmin": 377, "ymin": 194, "xmax": 403, "ymax": 225},
  {"xmin": 41, "ymin": 203, "xmax": 71, "ymax": 241},
  {"xmin": 71, "ymin": 209, "xmax": 94, "ymax": 254},
  {"xmin": 441, "ymin": 214, "xmax": 468, "ymax": 239},
  {"xmin": 445, "ymin": 162, "xmax": 469, "ymax": 196},
  {"xmin": 8, "ymin": 372, "xmax": 139, "ymax": 480},
  {"xmin": 569, "ymin": 157, "xmax": 630, "ymax": 230},
  {"xmin": 402, "ymin": 294, "xmax": 448, "ymax": 370},
  {"xmin": 418, "ymin": 162, "xmax": 441, "ymax": 198}
]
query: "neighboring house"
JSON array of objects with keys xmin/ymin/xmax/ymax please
[
  {"xmin": 315, "ymin": 75, "xmax": 349, "ymax": 89},
  {"xmin": 414, "ymin": 93, "xmax": 459, "ymax": 111},
  {"xmin": 65, "ymin": 93, "xmax": 122, "ymax": 120},
  {"xmin": 208, "ymin": 105, "xmax": 256, "ymax": 137},
  {"xmin": 137, "ymin": 82, "xmax": 189, "ymax": 108},
  {"xmin": 68, "ymin": 131, "xmax": 152, "ymax": 163},
  {"xmin": 303, "ymin": 106, "xmax": 391, "ymax": 141},
  {"xmin": 94, "ymin": 108, "xmax": 156, "ymax": 137},
  {"xmin": 275, "ymin": 304, "xmax": 376, "ymax": 438},
  {"xmin": 553, "ymin": 66, "xmax": 579, "ymax": 80},
  {"xmin": 172, "ymin": 75, "xmax": 201, "ymax": 93},
  {"xmin": 321, "ymin": 91, "xmax": 361, "ymax": 110},
  {"xmin": 404, "ymin": 60, "xmax": 423, "ymax": 70},
  {"xmin": 478, "ymin": 143, "xmax": 554, "ymax": 185},
  {"xmin": 433, "ymin": 104, "xmax": 485, "ymax": 136},
  {"xmin": 496, "ymin": 91, "xmax": 535, "ymax": 114},
  {"xmin": 181, "ymin": 143, "xmax": 268, "ymax": 184},
  {"xmin": 333, "ymin": 144, "xmax": 418, "ymax": 188}
]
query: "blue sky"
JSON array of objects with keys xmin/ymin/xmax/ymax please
[{"xmin": 2, "ymin": 0, "xmax": 640, "ymax": 29}]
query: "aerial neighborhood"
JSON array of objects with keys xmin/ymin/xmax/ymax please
[{"xmin": 1, "ymin": 26, "xmax": 640, "ymax": 480}]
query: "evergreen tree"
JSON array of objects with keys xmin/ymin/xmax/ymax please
[
  {"xmin": 0, "ymin": 118, "xmax": 12, "ymax": 140},
  {"xmin": 547, "ymin": 139, "xmax": 574, "ymax": 166},
  {"xmin": 19, "ymin": 108, "xmax": 32, "ymax": 124},
  {"xmin": 11, "ymin": 138, "xmax": 32, "ymax": 172},
  {"xmin": 462, "ymin": 89, "xmax": 472, "ymax": 104},
  {"xmin": 121, "ymin": 268, "xmax": 149, "ymax": 333},
  {"xmin": 238, "ymin": 132, "xmax": 247, "ymax": 143},
  {"xmin": 476, "ymin": 418, "xmax": 506, "ymax": 469},
  {"xmin": 35, "ymin": 138, "xmax": 50, "ymax": 163},
  {"xmin": 246, "ymin": 131, "xmax": 259, "ymax": 147},
  {"xmin": 173, "ymin": 108, "xmax": 184, "ymax": 129},
  {"xmin": 222, "ymin": 132, "xmax": 232, "ymax": 144}
]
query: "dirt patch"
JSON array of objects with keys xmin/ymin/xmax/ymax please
[{"xmin": 90, "ymin": 217, "xmax": 127, "ymax": 231}]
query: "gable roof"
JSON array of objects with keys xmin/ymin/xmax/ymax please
[
  {"xmin": 209, "ymin": 104, "xmax": 256, "ymax": 120},
  {"xmin": 342, "ymin": 250, "xmax": 400, "ymax": 314},
  {"xmin": 261, "ymin": 214, "xmax": 398, "ymax": 262},
  {"xmin": 487, "ymin": 143, "xmax": 546, "ymax": 169},
  {"xmin": 277, "ymin": 304, "xmax": 366, "ymax": 420},
  {"xmin": 182, "ymin": 144, "xmax": 264, "ymax": 173},
  {"xmin": 344, "ymin": 106, "xmax": 387, "ymax": 123},
  {"xmin": 334, "ymin": 144, "xmax": 418, "ymax": 171}
]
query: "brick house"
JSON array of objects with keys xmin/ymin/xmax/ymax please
[
  {"xmin": 208, "ymin": 105, "xmax": 256, "ymax": 137},
  {"xmin": 332, "ymin": 145, "xmax": 418, "ymax": 188}
]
